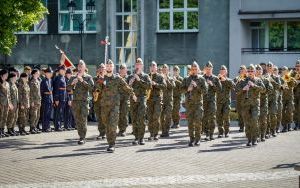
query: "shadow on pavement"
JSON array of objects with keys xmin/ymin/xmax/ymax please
[
  {"xmin": 272, "ymin": 162, "xmax": 300, "ymax": 169},
  {"xmin": 0, "ymin": 138, "xmax": 37, "ymax": 149},
  {"xmin": 198, "ymin": 138, "xmax": 248, "ymax": 153},
  {"xmin": 136, "ymin": 140, "xmax": 188, "ymax": 153}
]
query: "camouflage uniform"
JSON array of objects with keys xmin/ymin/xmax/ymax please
[
  {"xmin": 127, "ymin": 72, "xmax": 151, "ymax": 142},
  {"xmin": 67, "ymin": 73, "xmax": 94, "ymax": 140},
  {"xmin": 95, "ymin": 74, "xmax": 134, "ymax": 147},
  {"xmin": 147, "ymin": 73, "xmax": 166, "ymax": 140},
  {"xmin": 0, "ymin": 80, "xmax": 12, "ymax": 135},
  {"xmin": 281, "ymin": 75, "xmax": 297, "ymax": 131},
  {"xmin": 236, "ymin": 75, "xmax": 265, "ymax": 145},
  {"xmin": 93, "ymin": 75, "xmax": 105, "ymax": 138},
  {"xmin": 172, "ymin": 75, "xmax": 183, "ymax": 127},
  {"xmin": 216, "ymin": 77, "xmax": 235, "ymax": 137},
  {"xmin": 182, "ymin": 74, "xmax": 208, "ymax": 145},
  {"xmin": 29, "ymin": 78, "xmax": 41, "ymax": 131},
  {"xmin": 6, "ymin": 80, "xmax": 19, "ymax": 131},
  {"xmin": 18, "ymin": 79, "xmax": 30, "ymax": 131},
  {"xmin": 292, "ymin": 71, "xmax": 300, "ymax": 130},
  {"xmin": 234, "ymin": 75, "xmax": 246, "ymax": 132},
  {"xmin": 160, "ymin": 75, "xmax": 175, "ymax": 136},
  {"xmin": 203, "ymin": 74, "xmax": 222, "ymax": 140},
  {"xmin": 118, "ymin": 75, "xmax": 130, "ymax": 135}
]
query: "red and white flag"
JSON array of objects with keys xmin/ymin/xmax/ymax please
[{"xmin": 60, "ymin": 51, "xmax": 75, "ymax": 68}]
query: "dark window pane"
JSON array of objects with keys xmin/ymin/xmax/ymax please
[
  {"xmin": 116, "ymin": 32, "xmax": 123, "ymax": 47},
  {"xmin": 187, "ymin": 0, "xmax": 198, "ymax": 8},
  {"xmin": 73, "ymin": 14, "xmax": 83, "ymax": 31},
  {"xmin": 124, "ymin": 48, "xmax": 132, "ymax": 67},
  {"xmin": 116, "ymin": 0, "xmax": 122, "ymax": 12},
  {"xmin": 86, "ymin": 13, "xmax": 96, "ymax": 31},
  {"xmin": 269, "ymin": 21, "xmax": 284, "ymax": 50},
  {"xmin": 116, "ymin": 48, "xmax": 123, "ymax": 64},
  {"xmin": 159, "ymin": 12, "xmax": 170, "ymax": 30},
  {"xmin": 259, "ymin": 29, "xmax": 265, "ymax": 48},
  {"xmin": 287, "ymin": 22, "xmax": 300, "ymax": 50},
  {"xmin": 124, "ymin": 0, "xmax": 131, "ymax": 12},
  {"xmin": 132, "ymin": 0, "xmax": 137, "ymax": 12},
  {"xmin": 187, "ymin": 11, "xmax": 198, "ymax": 29},
  {"xmin": 60, "ymin": 13, "xmax": 70, "ymax": 31},
  {"xmin": 74, "ymin": 0, "xmax": 83, "ymax": 10},
  {"xmin": 131, "ymin": 15, "xmax": 137, "ymax": 30},
  {"xmin": 60, "ymin": 0, "xmax": 69, "ymax": 10},
  {"xmin": 173, "ymin": 12, "xmax": 184, "ymax": 30},
  {"xmin": 173, "ymin": 0, "xmax": 184, "ymax": 8},
  {"xmin": 124, "ymin": 31, "xmax": 131, "ymax": 47},
  {"xmin": 159, "ymin": 0, "xmax": 169, "ymax": 9},
  {"xmin": 124, "ymin": 15, "xmax": 131, "ymax": 30},
  {"xmin": 116, "ymin": 15, "xmax": 122, "ymax": 30}
]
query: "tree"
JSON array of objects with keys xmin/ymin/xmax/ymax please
[{"xmin": 0, "ymin": 0, "xmax": 48, "ymax": 55}]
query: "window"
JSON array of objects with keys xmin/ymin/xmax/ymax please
[
  {"xmin": 158, "ymin": 0, "xmax": 198, "ymax": 32},
  {"xmin": 115, "ymin": 0, "xmax": 137, "ymax": 72},
  {"xmin": 19, "ymin": 0, "xmax": 48, "ymax": 34},
  {"xmin": 250, "ymin": 22, "xmax": 265, "ymax": 50},
  {"xmin": 269, "ymin": 21, "xmax": 284, "ymax": 51},
  {"xmin": 59, "ymin": 0, "xmax": 96, "ymax": 33},
  {"xmin": 287, "ymin": 22, "xmax": 300, "ymax": 50}
]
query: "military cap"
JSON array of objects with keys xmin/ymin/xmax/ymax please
[
  {"xmin": 191, "ymin": 61, "xmax": 199, "ymax": 68},
  {"xmin": 187, "ymin": 65, "xmax": 191, "ymax": 70},
  {"xmin": 281, "ymin": 66, "xmax": 288, "ymax": 71},
  {"xmin": 220, "ymin": 65, "xmax": 227, "ymax": 70},
  {"xmin": 273, "ymin": 66, "xmax": 278, "ymax": 71},
  {"xmin": 8, "ymin": 72, "xmax": 17, "ymax": 80},
  {"xmin": 98, "ymin": 63, "xmax": 105, "ymax": 69},
  {"xmin": 151, "ymin": 61, "xmax": 157, "ymax": 66},
  {"xmin": 57, "ymin": 65, "xmax": 66, "ymax": 71},
  {"xmin": 173, "ymin": 65, "xmax": 180, "ymax": 71},
  {"xmin": 20, "ymin": 72, "xmax": 28, "ymax": 78},
  {"xmin": 8, "ymin": 67, "xmax": 18, "ymax": 73},
  {"xmin": 162, "ymin": 64, "xmax": 168, "ymax": 68},
  {"xmin": 255, "ymin": 64, "xmax": 262, "ymax": 70},
  {"xmin": 247, "ymin": 64, "xmax": 255, "ymax": 70},
  {"xmin": 106, "ymin": 59, "xmax": 114, "ymax": 65},
  {"xmin": 267, "ymin": 61, "xmax": 273, "ymax": 67},
  {"xmin": 136, "ymin": 58, "xmax": 143, "ymax": 64},
  {"xmin": 205, "ymin": 61, "xmax": 213, "ymax": 68},
  {"xmin": 66, "ymin": 68, "xmax": 73, "ymax": 74},
  {"xmin": 296, "ymin": 60, "xmax": 300, "ymax": 66},
  {"xmin": 24, "ymin": 66, "xmax": 31, "ymax": 71},
  {"xmin": 119, "ymin": 63, "xmax": 127, "ymax": 69},
  {"xmin": 44, "ymin": 67, "xmax": 53, "ymax": 73},
  {"xmin": 239, "ymin": 65, "xmax": 246, "ymax": 70},
  {"xmin": 0, "ymin": 69, "xmax": 8, "ymax": 76}
]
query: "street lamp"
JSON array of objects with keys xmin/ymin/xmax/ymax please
[{"xmin": 67, "ymin": 0, "xmax": 95, "ymax": 60}]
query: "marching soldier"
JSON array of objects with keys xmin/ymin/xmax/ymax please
[
  {"xmin": 236, "ymin": 65, "xmax": 265, "ymax": 146},
  {"xmin": 160, "ymin": 64, "xmax": 175, "ymax": 137},
  {"xmin": 95, "ymin": 60, "xmax": 136, "ymax": 152},
  {"xmin": 292, "ymin": 60, "xmax": 300, "ymax": 130},
  {"xmin": 203, "ymin": 61, "xmax": 222, "ymax": 141},
  {"xmin": 128, "ymin": 58, "xmax": 151, "ymax": 145},
  {"xmin": 281, "ymin": 66, "xmax": 297, "ymax": 132},
  {"xmin": 65, "ymin": 68, "xmax": 75, "ymax": 130},
  {"xmin": 182, "ymin": 62, "xmax": 208, "ymax": 146},
  {"xmin": 40, "ymin": 67, "xmax": 54, "ymax": 132},
  {"xmin": 93, "ymin": 64, "xmax": 106, "ymax": 139},
  {"xmin": 171, "ymin": 66, "xmax": 183, "ymax": 129},
  {"xmin": 67, "ymin": 60, "xmax": 94, "ymax": 145},
  {"xmin": 29, "ymin": 69, "xmax": 41, "ymax": 134},
  {"xmin": 255, "ymin": 65, "xmax": 273, "ymax": 142},
  {"xmin": 53, "ymin": 65, "xmax": 68, "ymax": 131},
  {"xmin": 216, "ymin": 65, "xmax": 235, "ymax": 138},
  {"xmin": 18, "ymin": 73, "xmax": 30, "ymax": 136},
  {"xmin": 272, "ymin": 67, "xmax": 284, "ymax": 133},
  {"xmin": 265, "ymin": 62, "xmax": 282, "ymax": 138},
  {"xmin": 118, "ymin": 64, "xmax": 130, "ymax": 137},
  {"xmin": 233, "ymin": 65, "xmax": 247, "ymax": 132},
  {"xmin": 0, "ymin": 69, "xmax": 13, "ymax": 138},
  {"xmin": 147, "ymin": 61, "xmax": 167, "ymax": 141},
  {"xmin": 6, "ymin": 73, "xmax": 19, "ymax": 136}
]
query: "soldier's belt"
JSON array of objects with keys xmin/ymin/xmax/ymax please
[
  {"xmin": 59, "ymin": 88, "xmax": 67, "ymax": 90},
  {"xmin": 44, "ymin": 92, "xmax": 52, "ymax": 95}
]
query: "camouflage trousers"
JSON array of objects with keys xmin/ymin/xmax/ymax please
[
  {"xmin": 94, "ymin": 102, "xmax": 105, "ymax": 136},
  {"xmin": 186, "ymin": 103, "xmax": 203, "ymax": 141},
  {"xmin": 294, "ymin": 95, "xmax": 300, "ymax": 125},
  {"xmin": 172, "ymin": 97, "xmax": 181, "ymax": 125},
  {"xmin": 258, "ymin": 108, "xmax": 268, "ymax": 139},
  {"xmin": 18, "ymin": 107, "xmax": 29, "ymax": 129},
  {"xmin": 101, "ymin": 105, "xmax": 119, "ymax": 146},
  {"xmin": 29, "ymin": 104, "xmax": 41, "ymax": 129},
  {"xmin": 241, "ymin": 102, "xmax": 259, "ymax": 142},
  {"xmin": 7, "ymin": 106, "xmax": 18, "ymax": 129},
  {"xmin": 147, "ymin": 99, "xmax": 162, "ymax": 137},
  {"xmin": 118, "ymin": 99, "xmax": 129, "ymax": 133},
  {"xmin": 0, "ymin": 104, "xmax": 9, "ymax": 129},
  {"xmin": 236, "ymin": 96, "xmax": 244, "ymax": 130},
  {"xmin": 203, "ymin": 101, "xmax": 217, "ymax": 136},
  {"xmin": 267, "ymin": 99, "xmax": 278, "ymax": 135},
  {"xmin": 282, "ymin": 98, "xmax": 294, "ymax": 127},
  {"xmin": 72, "ymin": 100, "xmax": 89, "ymax": 139},
  {"xmin": 161, "ymin": 101, "xmax": 173, "ymax": 135},
  {"xmin": 276, "ymin": 98, "xmax": 282, "ymax": 130},
  {"xmin": 130, "ymin": 98, "xmax": 146, "ymax": 140},
  {"xmin": 216, "ymin": 101, "xmax": 230, "ymax": 135}
]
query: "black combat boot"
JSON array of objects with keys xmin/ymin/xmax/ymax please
[
  {"xmin": 7, "ymin": 128, "xmax": 15, "ymax": 136},
  {"xmin": 288, "ymin": 124, "xmax": 293, "ymax": 131},
  {"xmin": 139, "ymin": 139, "xmax": 145, "ymax": 145},
  {"xmin": 0, "ymin": 129, "xmax": 4, "ymax": 138},
  {"xmin": 194, "ymin": 140, "xmax": 200, "ymax": 146},
  {"xmin": 2, "ymin": 129, "xmax": 10, "ymax": 137},
  {"xmin": 246, "ymin": 140, "xmax": 251, "ymax": 147},
  {"xmin": 77, "ymin": 138, "xmax": 85, "ymax": 145},
  {"xmin": 252, "ymin": 139, "xmax": 258, "ymax": 146},
  {"xmin": 188, "ymin": 139, "xmax": 194, "ymax": 147},
  {"xmin": 210, "ymin": 134, "xmax": 214, "ymax": 140},
  {"xmin": 154, "ymin": 135, "xmax": 159, "ymax": 141},
  {"xmin": 132, "ymin": 139, "xmax": 138, "ymax": 145},
  {"xmin": 107, "ymin": 145, "xmax": 115, "ymax": 153},
  {"xmin": 148, "ymin": 134, "xmax": 154, "ymax": 141},
  {"xmin": 261, "ymin": 134, "xmax": 265, "ymax": 142},
  {"xmin": 29, "ymin": 127, "xmax": 37, "ymax": 134},
  {"xmin": 294, "ymin": 123, "xmax": 299, "ymax": 131}
]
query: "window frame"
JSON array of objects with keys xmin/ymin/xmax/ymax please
[
  {"xmin": 157, "ymin": 0, "xmax": 199, "ymax": 33},
  {"xmin": 58, "ymin": 0, "xmax": 97, "ymax": 34}
]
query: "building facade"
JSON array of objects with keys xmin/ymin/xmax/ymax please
[{"xmin": 0, "ymin": 0, "xmax": 299, "ymax": 77}]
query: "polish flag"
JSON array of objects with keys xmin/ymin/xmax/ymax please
[{"xmin": 60, "ymin": 51, "xmax": 75, "ymax": 68}]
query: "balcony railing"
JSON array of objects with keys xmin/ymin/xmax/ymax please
[{"xmin": 241, "ymin": 48, "xmax": 300, "ymax": 54}]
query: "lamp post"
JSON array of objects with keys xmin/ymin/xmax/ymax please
[{"xmin": 67, "ymin": 0, "xmax": 95, "ymax": 60}]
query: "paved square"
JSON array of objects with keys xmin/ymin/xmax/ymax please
[{"xmin": 0, "ymin": 121, "xmax": 299, "ymax": 188}]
